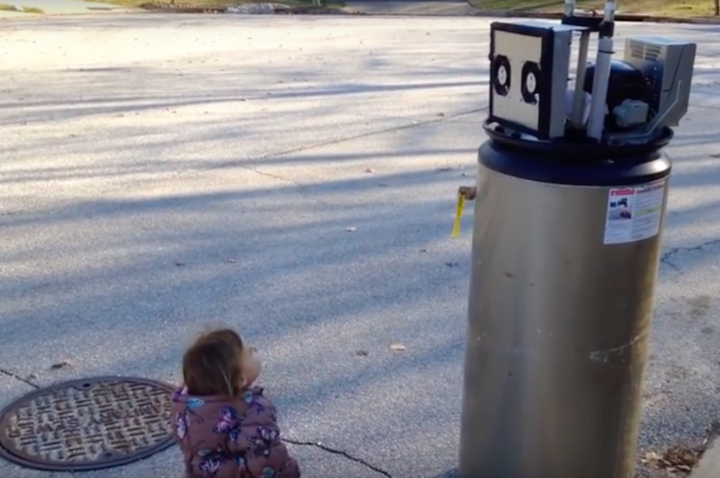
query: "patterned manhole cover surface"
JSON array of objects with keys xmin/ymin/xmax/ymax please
[{"xmin": 0, "ymin": 376, "xmax": 175, "ymax": 471}]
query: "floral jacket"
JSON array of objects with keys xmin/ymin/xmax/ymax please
[{"xmin": 171, "ymin": 386, "xmax": 300, "ymax": 478}]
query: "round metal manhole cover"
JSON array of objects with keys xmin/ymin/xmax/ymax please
[{"xmin": 0, "ymin": 376, "xmax": 175, "ymax": 472}]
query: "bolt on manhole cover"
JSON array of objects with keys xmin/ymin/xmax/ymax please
[{"xmin": 0, "ymin": 376, "xmax": 176, "ymax": 472}]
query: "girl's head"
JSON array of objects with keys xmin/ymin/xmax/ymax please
[{"xmin": 182, "ymin": 328, "xmax": 261, "ymax": 397}]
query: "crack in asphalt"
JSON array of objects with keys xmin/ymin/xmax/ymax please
[
  {"xmin": 661, "ymin": 238, "xmax": 720, "ymax": 267},
  {"xmin": 0, "ymin": 367, "xmax": 39, "ymax": 389},
  {"xmin": 214, "ymin": 105, "xmax": 489, "ymax": 176},
  {"xmin": 206, "ymin": 105, "xmax": 488, "ymax": 207},
  {"xmin": 283, "ymin": 437, "xmax": 393, "ymax": 478}
]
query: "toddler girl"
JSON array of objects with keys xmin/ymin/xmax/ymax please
[{"xmin": 171, "ymin": 328, "xmax": 300, "ymax": 478}]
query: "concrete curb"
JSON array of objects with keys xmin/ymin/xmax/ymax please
[
  {"xmin": 138, "ymin": 3, "xmax": 355, "ymax": 15},
  {"xmin": 690, "ymin": 438, "xmax": 720, "ymax": 478},
  {"xmin": 465, "ymin": 6, "xmax": 720, "ymax": 25}
]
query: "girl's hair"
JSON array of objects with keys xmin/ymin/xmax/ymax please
[{"xmin": 182, "ymin": 328, "xmax": 245, "ymax": 397}]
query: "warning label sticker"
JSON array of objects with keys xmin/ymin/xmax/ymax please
[{"xmin": 604, "ymin": 180, "xmax": 666, "ymax": 245}]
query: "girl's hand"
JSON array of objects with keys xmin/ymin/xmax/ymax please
[{"xmin": 243, "ymin": 346, "xmax": 262, "ymax": 387}]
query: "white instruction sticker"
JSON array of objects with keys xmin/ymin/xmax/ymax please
[{"xmin": 604, "ymin": 180, "xmax": 666, "ymax": 245}]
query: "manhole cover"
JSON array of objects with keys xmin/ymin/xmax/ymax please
[{"xmin": 0, "ymin": 376, "xmax": 175, "ymax": 472}]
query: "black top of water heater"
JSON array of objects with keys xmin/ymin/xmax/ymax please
[{"xmin": 480, "ymin": 120, "xmax": 673, "ymax": 187}]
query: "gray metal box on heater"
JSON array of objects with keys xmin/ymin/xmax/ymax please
[
  {"xmin": 623, "ymin": 36, "xmax": 696, "ymax": 128},
  {"xmin": 489, "ymin": 21, "xmax": 577, "ymax": 140}
]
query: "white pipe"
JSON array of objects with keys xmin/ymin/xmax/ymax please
[
  {"xmin": 571, "ymin": 31, "xmax": 591, "ymax": 127},
  {"xmin": 586, "ymin": 38, "xmax": 612, "ymax": 140},
  {"xmin": 603, "ymin": 0, "xmax": 615, "ymax": 21},
  {"xmin": 564, "ymin": 0, "xmax": 575, "ymax": 16},
  {"xmin": 585, "ymin": 0, "xmax": 616, "ymax": 141}
]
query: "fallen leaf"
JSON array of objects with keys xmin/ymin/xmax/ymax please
[
  {"xmin": 390, "ymin": 343, "xmax": 406, "ymax": 352},
  {"xmin": 175, "ymin": 262, "xmax": 185, "ymax": 267},
  {"xmin": 355, "ymin": 350, "xmax": 369, "ymax": 356},
  {"xmin": 642, "ymin": 451, "xmax": 662, "ymax": 465},
  {"xmin": 346, "ymin": 227, "xmax": 357, "ymax": 232},
  {"xmin": 663, "ymin": 445, "xmax": 704, "ymax": 469},
  {"xmin": 646, "ymin": 444, "xmax": 706, "ymax": 473},
  {"xmin": 365, "ymin": 168, "xmax": 374, "ymax": 173}
]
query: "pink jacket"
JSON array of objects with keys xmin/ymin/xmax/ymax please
[{"xmin": 171, "ymin": 386, "xmax": 300, "ymax": 478}]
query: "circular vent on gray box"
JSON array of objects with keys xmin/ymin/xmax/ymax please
[
  {"xmin": 521, "ymin": 61, "xmax": 541, "ymax": 105},
  {"xmin": 492, "ymin": 55, "xmax": 511, "ymax": 97}
]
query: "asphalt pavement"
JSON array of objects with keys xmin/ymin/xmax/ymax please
[{"xmin": 0, "ymin": 13, "xmax": 719, "ymax": 478}]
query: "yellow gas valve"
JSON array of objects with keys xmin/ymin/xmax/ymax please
[{"xmin": 452, "ymin": 186, "xmax": 477, "ymax": 237}]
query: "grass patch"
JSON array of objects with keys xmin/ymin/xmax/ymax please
[
  {"xmin": 91, "ymin": 0, "xmax": 344, "ymax": 8},
  {"xmin": 0, "ymin": 3, "xmax": 44, "ymax": 13},
  {"xmin": 469, "ymin": 0, "xmax": 717, "ymax": 17}
]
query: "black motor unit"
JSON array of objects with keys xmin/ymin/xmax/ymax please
[{"xmin": 584, "ymin": 60, "xmax": 651, "ymax": 130}]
